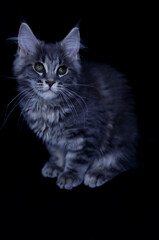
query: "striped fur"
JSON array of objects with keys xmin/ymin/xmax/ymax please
[{"xmin": 13, "ymin": 23, "xmax": 138, "ymax": 189}]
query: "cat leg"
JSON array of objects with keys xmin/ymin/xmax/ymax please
[
  {"xmin": 41, "ymin": 161, "xmax": 63, "ymax": 178},
  {"xmin": 41, "ymin": 147, "xmax": 65, "ymax": 178},
  {"xmin": 84, "ymin": 167, "xmax": 119, "ymax": 188},
  {"xmin": 56, "ymin": 150, "xmax": 91, "ymax": 190},
  {"xmin": 84, "ymin": 152, "xmax": 125, "ymax": 188}
]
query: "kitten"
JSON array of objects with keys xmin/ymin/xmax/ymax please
[{"xmin": 13, "ymin": 23, "xmax": 138, "ymax": 189}]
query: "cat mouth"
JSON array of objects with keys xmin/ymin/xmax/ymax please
[
  {"xmin": 37, "ymin": 87, "xmax": 58, "ymax": 99},
  {"xmin": 37, "ymin": 86, "xmax": 53, "ymax": 93},
  {"xmin": 43, "ymin": 88, "xmax": 53, "ymax": 92}
]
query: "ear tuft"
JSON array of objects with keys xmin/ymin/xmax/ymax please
[
  {"xmin": 18, "ymin": 23, "xmax": 39, "ymax": 57},
  {"xmin": 61, "ymin": 27, "xmax": 80, "ymax": 59}
]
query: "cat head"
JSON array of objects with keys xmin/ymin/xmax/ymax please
[{"xmin": 13, "ymin": 23, "xmax": 82, "ymax": 101}]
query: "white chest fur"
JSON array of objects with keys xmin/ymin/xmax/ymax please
[{"xmin": 23, "ymin": 101, "xmax": 69, "ymax": 142}]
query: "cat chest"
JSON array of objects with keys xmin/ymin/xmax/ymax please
[{"xmin": 24, "ymin": 105, "xmax": 67, "ymax": 142}]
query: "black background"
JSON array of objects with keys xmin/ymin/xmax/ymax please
[{"xmin": 0, "ymin": 1, "xmax": 158, "ymax": 239}]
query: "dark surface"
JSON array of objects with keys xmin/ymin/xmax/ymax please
[{"xmin": 0, "ymin": 1, "xmax": 158, "ymax": 239}]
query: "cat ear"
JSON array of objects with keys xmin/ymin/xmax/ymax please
[
  {"xmin": 61, "ymin": 27, "xmax": 80, "ymax": 60},
  {"xmin": 18, "ymin": 23, "xmax": 39, "ymax": 57}
]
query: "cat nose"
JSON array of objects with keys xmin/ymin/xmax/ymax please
[{"xmin": 45, "ymin": 80, "xmax": 55, "ymax": 87}]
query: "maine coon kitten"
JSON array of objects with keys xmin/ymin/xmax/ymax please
[{"xmin": 13, "ymin": 23, "xmax": 138, "ymax": 189}]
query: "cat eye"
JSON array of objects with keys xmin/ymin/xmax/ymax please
[
  {"xmin": 34, "ymin": 62, "xmax": 45, "ymax": 73},
  {"xmin": 57, "ymin": 66, "xmax": 67, "ymax": 76}
]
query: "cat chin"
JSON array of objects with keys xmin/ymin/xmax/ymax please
[{"xmin": 38, "ymin": 90, "xmax": 58, "ymax": 100}]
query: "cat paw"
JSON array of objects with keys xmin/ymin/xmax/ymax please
[
  {"xmin": 84, "ymin": 170, "xmax": 110, "ymax": 188},
  {"xmin": 56, "ymin": 172, "xmax": 82, "ymax": 190},
  {"xmin": 41, "ymin": 162, "xmax": 62, "ymax": 178}
]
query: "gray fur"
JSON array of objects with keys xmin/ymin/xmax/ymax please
[{"xmin": 13, "ymin": 23, "xmax": 138, "ymax": 189}]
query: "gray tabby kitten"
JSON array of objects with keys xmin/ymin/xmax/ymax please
[{"xmin": 13, "ymin": 23, "xmax": 138, "ymax": 189}]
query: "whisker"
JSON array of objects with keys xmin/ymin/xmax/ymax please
[
  {"xmin": 63, "ymin": 87, "xmax": 88, "ymax": 114},
  {"xmin": 6, "ymin": 89, "xmax": 29, "ymax": 108},
  {"xmin": 64, "ymin": 82, "xmax": 98, "ymax": 88},
  {"xmin": 0, "ymin": 74, "xmax": 16, "ymax": 80},
  {"xmin": 61, "ymin": 92, "xmax": 78, "ymax": 119},
  {"xmin": 58, "ymin": 86, "xmax": 88, "ymax": 127},
  {"xmin": 0, "ymin": 89, "xmax": 34, "ymax": 129},
  {"xmin": 58, "ymin": 88, "xmax": 78, "ymax": 121},
  {"xmin": 17, "ymin": 91, "xmax": 35, "ymax": 129},
  {"xmin": 1, "ymin": 99, "xmax": 20, "ymax": 129},
  {"xmin": 1, "ymin": 89, "xmax": 27, "ymax": 127}
]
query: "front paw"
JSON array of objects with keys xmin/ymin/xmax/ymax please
[
  {"xmin": 84, "ymin": 170, "xmax": 110, "ymax": 188},
  {"xmin": 41, "ymin": 162, "xmax": 62, "ymax": 178},
  {"xmin": 56, "ymin": 172, "xmax": 82, "ymax": 190}
]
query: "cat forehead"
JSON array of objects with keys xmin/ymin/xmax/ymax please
[
  {"xmin": 43, "ymin": 54, "xmax": 59, "ymax": 66},
  {"xmin": 39, "ymin": 43, "xmax": 65, "ymax": 66},
  {"xmin": 42, "ymin": 43, "xmax": 61, "ymax": 60}
]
